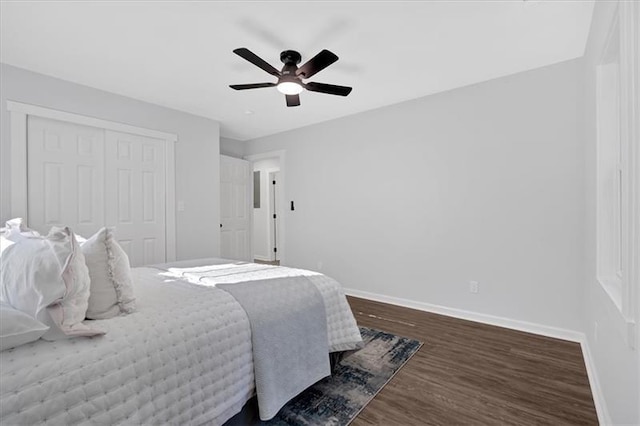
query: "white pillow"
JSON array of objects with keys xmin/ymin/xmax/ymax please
[
  {"xmin": 82, "ymin": 227, "xmax": 136, "ymax": 319},
  {"xmin": 0, "ymin": 226, "xmax": 104, "ymax": 340},
  {"xmin": 0, "ymin": 235, "xmax": 14, "ymax": 256},
  {"xmin": 0, "ymin": 302, "xmax": 49, "ymax": 351},
  {"xmin": 1, "ymin": 217, "xmax": 40, "ymax": 242}
]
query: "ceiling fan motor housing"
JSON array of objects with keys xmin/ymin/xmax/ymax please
[
  {"xmin": 280, "ymin": 50, "xmax": 301, "ymax": 76},
  {"xmin": 280, "ymin": 50, "xmax": 302, "ymax": 65}
]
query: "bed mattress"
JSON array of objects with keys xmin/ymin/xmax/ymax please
[{"xmin": 0, "ymin": 260, "xmax": 362, "ymax": 425}]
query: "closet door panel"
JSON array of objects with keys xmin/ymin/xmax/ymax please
[
  {"xmin": 105, "ymin": 131, "xmax": 166, "ymax": 266},
  {"xmin": 27, "ymin": 116, "xmax": 105, "ymax": 237}
]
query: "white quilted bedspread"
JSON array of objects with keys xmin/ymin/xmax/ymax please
[
  {"xmin": 0, "ymin": 262, "xmax": 362, "ymax": 426},
  {"xmin": 157, "ymin": 260, "xmax": 362, "ymax": 352}
]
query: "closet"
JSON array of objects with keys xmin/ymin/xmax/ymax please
[{"xmin": 24, "ymin": 114, "xmax": 170, "ymax": 266}]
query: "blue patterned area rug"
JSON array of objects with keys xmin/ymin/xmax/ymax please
[{"xmin": 225, "ymin": 327, "xmax": 423, "ymax": 426}]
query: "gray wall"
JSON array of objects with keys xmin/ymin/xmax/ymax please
[
  {"xmin": 220, "ymin": 137, "xmax": 245, "ymax": 158},
  {"xmin": 246, "ymin": 59, "xmax": 585, "ymax": 332},
  {"xmin": 582, "ymin": 2, "xmax": 639, "ymax": 424},
  {"xmin": 0, "ymin": 64, "xmax": 221, "ymax": 261}
]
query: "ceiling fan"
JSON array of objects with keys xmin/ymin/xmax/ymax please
[{"xmin": 229, "ymin": 48, "xmax": 352, "ymax": 107}]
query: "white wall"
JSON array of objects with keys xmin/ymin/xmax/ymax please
[
  {"xmin": 0, "ymin": 64, "xmax": 221, "ymax": 261},
  {"xmin": 582, "ymin": 2, "xmax": 640, "ymax": 424},
  {"xmin": 245, "ymin": 59, "xmax": 584, "ymax": 332},
  {"xmin": 252, "ymin": 158, "xmax": 280, "ymax": 261},
  {"xmin": 220, "ymin": 137, "xmax": 245, "ymax": 159}
]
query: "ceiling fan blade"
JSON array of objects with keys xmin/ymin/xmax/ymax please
[
  {"xmin": 233, "ymin": 48, "xmax": 281, "ymax": 77},
  {"xmin": 229, "ymin": 83, "xmax": 276, "ymax": 90},
  {"xmin": 286, "ymin": 94, "xmax": 301, "ymax": 107},
  {"xmin": 296, "ymin": 49, "xmax": 339, "ymax": 79},
  {"xmin": 304, "ymin": 82, "xmax": 352, "ymax": 96}
]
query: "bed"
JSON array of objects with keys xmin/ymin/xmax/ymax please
[{"xmin": 0, "ymin": 257, "xmax": 363, "ymax": 425}]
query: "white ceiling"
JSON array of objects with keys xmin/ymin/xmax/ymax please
[{"xmin": 1, "ymin": 1, "xmax": 594, "ymax": 141}]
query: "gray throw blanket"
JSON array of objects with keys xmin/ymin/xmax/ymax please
[{"xmin": 217, "ymin": 276, "xmax": 330, "ymax": 421}]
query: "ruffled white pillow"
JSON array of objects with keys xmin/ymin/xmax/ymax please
[
  {"xmin": 0, "ymin": 302, "xmax": 49, "ymax": 351},
  {"xmin": 1, "ymin": 217, "xmax": 40, "ymax": 242},
  {"xmin": 82, "ymin": 228, "xmax": 136, "ymax": 319},
  {"xmin": 1, "ymin": 218, "xmax": 40, "ymax": 257},
  {"xmin": 0, "ymin": 226, "xmax": 104, "ymax": 340}
]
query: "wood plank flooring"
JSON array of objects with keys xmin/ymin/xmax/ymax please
[
  {"xmin": 253, "ymin": 259, "xmax": 280, "ymax": 266},
  {"xmin": 348, "ymin": 296, "xmax": 598, "ymax": 425}
]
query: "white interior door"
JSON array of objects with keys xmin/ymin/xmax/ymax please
[
  {"xmin": 220, "ymin": 155, "xmax": 252, "ymax": 261},
  {"xmin": 27, "ymin": 116, "xmax": 105, "ymax": 237},
  {"xmin": 105, "ymin": 130, "xmax": 166, "ymax": 266}
]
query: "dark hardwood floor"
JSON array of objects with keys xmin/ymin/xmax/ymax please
[{"xmin": 347, "ymin": 296, "xmax": 598, "ymax": 425}]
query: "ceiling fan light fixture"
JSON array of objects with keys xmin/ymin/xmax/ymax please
[
  {"xmin": 230, "ymin": 48, "xmax": 352, "ymax": 106},
  {"xmin": 276, "ymin": 81, "xmax": 303, "ymax": 95}
]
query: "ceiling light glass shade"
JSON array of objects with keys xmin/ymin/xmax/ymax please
[{"xmin": 277, "ymin": 81, "xmax": 303, "ymax": 95}]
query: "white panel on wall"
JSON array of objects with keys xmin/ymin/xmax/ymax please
[{"xmin": 582, "ymin": 2, "xmax": 640, "ymax": 425}]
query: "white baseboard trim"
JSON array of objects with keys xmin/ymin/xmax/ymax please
[
  {"xmin": 580, "ymin": 339, "xmax": 612, "ymax": 425},
  {"xmin": 344, "ymin": 287, "xmax": 610, "ymax": 424},
  {"xmin": 344, "ymin": 287, "xmax": 583, "ymax": 341}
]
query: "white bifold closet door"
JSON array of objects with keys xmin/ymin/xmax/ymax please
[
  {"xmin": 104, "ymin": 131, "xmax": 166, "ymax": 267},
  {"xmin": 27, "ymin": 117, "xmax": 106, "ymax": 238},
  {"xmin": 27, "ymin": 116, "xmax": 167, "ymax": 266}
]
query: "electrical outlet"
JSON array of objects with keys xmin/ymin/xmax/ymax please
[
  {"xmin": 469, "ymin": 281, "xmax": 479, "ymax": 294},
  {"xmin": 177, "ymin": 201, "xmax": 185, "ymax": 212}
]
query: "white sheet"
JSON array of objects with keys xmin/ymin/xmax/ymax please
[{"xmin": 0, "ymin": 260, "xmax": 362, "ymax": 425}]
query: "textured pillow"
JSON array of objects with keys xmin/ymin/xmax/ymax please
[
  {"xmin": 82, "ymin": 227, "xmax": 136, "ymax": 319},
  {"xmin": 0, "ymin": 302, "xmax": 49, "ymax": 351},
  {"xmin": 1, "ymin": 217, "xmax": 40, "ymax": 242},
  {"xmin": 0, "ymin": 226, "xmax": 104, "ymax": 340}
]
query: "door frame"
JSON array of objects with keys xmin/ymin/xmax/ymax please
[
  {"xmin": 245, "ymin": 150, "xmax": 286, "ymax": 265},
  {"xmin": 7, "ymin": 100, "xmax": 178, "ymax": 261},
  {"xmin": 268, "ymin": 170, "xmax": 280, "ymax": 262}
]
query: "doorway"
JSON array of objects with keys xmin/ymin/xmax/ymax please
[
  {"xmin": 245, "ymin": 151, "xmax": 285, "ymax": 265},
  {"xmin": 251, "ymin": 157, "xmax": 280, "ymax": 263}
]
